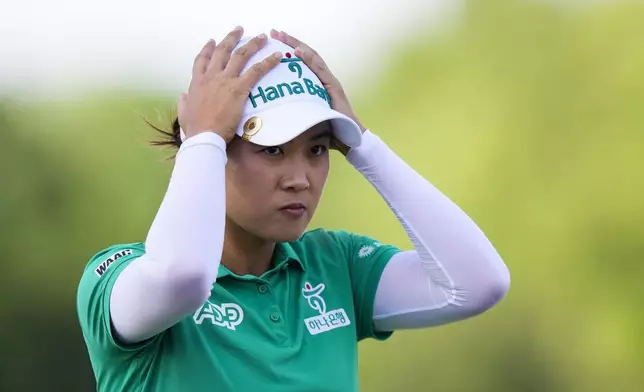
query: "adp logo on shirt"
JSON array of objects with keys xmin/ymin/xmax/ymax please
[
  {"xmin": 302, "ymin": 282, "xmax": 351, "ymax": 336},
  {"xmin": 193, "ymin": 301, "xmax": 244, "ymax": 330}
]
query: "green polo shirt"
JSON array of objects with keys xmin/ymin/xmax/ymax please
[{"xmin": 77, "ymin": 228, "xmax": 401, "ymax": 392}]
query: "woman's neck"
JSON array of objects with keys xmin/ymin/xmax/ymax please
[{"xmin": 221, "ymin": 218, "xmax": 275, "ymax": 277}]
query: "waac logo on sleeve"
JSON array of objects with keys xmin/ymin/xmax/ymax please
[
  {"xmin": 193, "ymin": 301, "xmax": 244, "ymax": 330},
  {"xmin": 302, "ymin": 282, "xmax": 351, "ymax": 336},
  {"xmin": 94, "ymin": 249, "xmax": 133, "ymax": 277}
]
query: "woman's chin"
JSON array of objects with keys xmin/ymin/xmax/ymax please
[{"xmin": 269, "ymin": 225, "xmax": 308, "ymax": 243}]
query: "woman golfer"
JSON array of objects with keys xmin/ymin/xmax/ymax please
[{"xmin": 77, "ymin": 27, "xmax": 510, "ymax": 392}]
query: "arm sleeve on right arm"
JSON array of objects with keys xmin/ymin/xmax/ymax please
[{"xmin": 109, "ymin": 132, "xmax": 228, "ymax": 345}]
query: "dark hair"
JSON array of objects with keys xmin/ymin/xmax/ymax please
[{"xmin": 147, "ymin": 116, "xmax": 182, "ymax": 156}]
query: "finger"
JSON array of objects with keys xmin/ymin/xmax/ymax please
[
  {"xmin": 208, "ymin": 26, "xmax": 244, "ymax": 72},
  {"xmin": 270, "ymin": 29, "xmax": 304, "ymax": 51},
  {"xmin": 269, "ymin": 28, "xmax": 284, "ymax": 43},
  {"xmin": 270, "ymin": 30, "xmax": 337, "ymax": 85},
  {"xmin": 239, "ymin": 51, "xmax": 283, "ymax": 88},
  {"xmin": 193, "ymin": 40, "xmax": 216, "ymax": 76},
  {"xmin": 225, "ymin": 33, "xmax": 267, "ymax": 75},
  {"xmin": 275, "ymin": 30, "xmax": 325, "ymax": 70},
  {"xmin": 294, "ymin": 45, "xmax": 337, "ymax": 85}
]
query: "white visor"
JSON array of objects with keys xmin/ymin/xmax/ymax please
[{"xmin": 179, "ymin": 37, "xmax": 362, "ymax": 148}]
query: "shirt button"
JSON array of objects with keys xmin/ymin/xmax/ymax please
[
  {"xmin": 258, "ymin": 284, "xmax": 269, "ymax": 294},
  {"xmin": 281, "ymin": 263, "xmax": 289, "ymax": 271},
  {"xmin": 270, "ymin": 313, "xmax": 281, "ymax": 322}
]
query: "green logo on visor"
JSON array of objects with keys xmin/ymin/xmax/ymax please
[{"xmin": 248, "ymin": 55, "xmax": 331, "ymax": 109}]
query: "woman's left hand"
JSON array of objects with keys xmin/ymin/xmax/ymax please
[{"xmin": 270, "ymin": 29, "xmax": 366, "ymax": 139}]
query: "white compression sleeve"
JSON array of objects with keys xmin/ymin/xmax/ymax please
[
  {"xmin": 110, "ymin": 132, "xmax": 227, "ymax": 344},
  {"xmin": 346, "ymin": 131, "xmax": 511, "ymax": 332}
]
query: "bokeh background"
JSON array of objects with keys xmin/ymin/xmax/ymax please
[{"xmin": 1, "ymin": 0, "xmax": 643, "ymax": 391}]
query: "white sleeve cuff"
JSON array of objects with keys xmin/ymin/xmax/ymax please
[
  {"xmin": 178, "ymin": 131, "xmax": 227, "ymax": 161},
  {"xmin": 345, "ymin": 130, "xmax": 382, "ymax": 168}
]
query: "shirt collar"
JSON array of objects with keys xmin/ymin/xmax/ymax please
[{"xmin": 216, "ymin": 242, "xmax": 305, "ymax": 279}]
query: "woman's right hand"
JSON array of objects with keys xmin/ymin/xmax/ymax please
[{"xmin": 178, "ymin": 27, "xmax": 282, "ymax": 143}]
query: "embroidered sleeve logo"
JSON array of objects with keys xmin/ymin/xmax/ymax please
[{"xmin": 302, "ymin": 282, "xmax": 351, "ymax": 336}]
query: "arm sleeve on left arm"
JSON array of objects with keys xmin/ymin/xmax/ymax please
[{"xmin": 346, "ymin": 131, "xmax": 511, "ymax": 332}]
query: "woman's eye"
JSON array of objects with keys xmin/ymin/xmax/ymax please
[
  {"xmin": 311, "ymin": 145, "xmax": 328, "ymax": 156},
  {"xmin": 262, "ymin": 146, "xmax": 283, "ymax": 156}
]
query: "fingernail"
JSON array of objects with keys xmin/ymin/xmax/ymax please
[
  {"xmin": 234, "ymin": 26, "xmax": 243, "ymax": 31},
  {"xmin": 273, "ymin": 51, "xmax": 282, "ymax": 59},
  {"xmin": 258, "ymin": 33, "xmax": 267, "ymax": 40}
]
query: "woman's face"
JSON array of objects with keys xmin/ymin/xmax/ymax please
[{"xmin": 225, "ymin": 121, "xmax": 332, "ymax": 243}]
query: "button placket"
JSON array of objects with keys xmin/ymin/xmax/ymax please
[{"xmin": 269, "ymin": 312, "xmax": 281, "ymax": 322}]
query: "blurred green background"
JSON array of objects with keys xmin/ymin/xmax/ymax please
[{"xmin": 1, "ymin": 1, "xmax": 643, "ymax": 391}]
